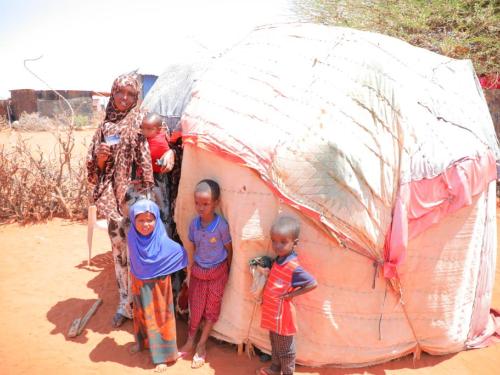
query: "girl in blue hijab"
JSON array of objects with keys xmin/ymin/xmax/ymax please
[{"xmin": 128, "ymin": 199, "xmax": 187, "ymax": 372}]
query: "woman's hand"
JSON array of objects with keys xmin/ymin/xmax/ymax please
[
  {"xmin": 159, "ymin": 149, "xmax": 175, "ymax": 173},
  {"xmin": 96, "ymin": 143, "xmax": 111, "ymax": 170}
]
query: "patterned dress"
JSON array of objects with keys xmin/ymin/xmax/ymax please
[
  {"xmin": 131, "ymin": 274, "xmax": 179, "ymax": 364},
  {"xmin": 86, "ymin": 74, "xmax": 154, "ymax": 319}
]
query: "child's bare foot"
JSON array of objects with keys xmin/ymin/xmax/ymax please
[
  {"xmin": 154, "ymin": 363, "xmax": 168, "ymax": 372},
  {"xmin": 179, "ymin": 337, "xmax": 195, "ymax": 354}
]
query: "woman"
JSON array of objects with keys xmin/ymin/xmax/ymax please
[
  {"xmin": 128, "ymin": 199, "xmax": 187, "ymax": 372},
  {"xmin": 87, "ymin": 73, "xmax": 154, "ymax": 327}
]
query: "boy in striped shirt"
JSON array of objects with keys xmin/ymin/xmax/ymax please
[{"xmin": 259, "ymin": 215, "xmax": 317, "ymax": 375}]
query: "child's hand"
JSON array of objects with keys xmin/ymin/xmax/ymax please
[
  {"xmin": 158, "ymin": 149, "xmax": 175, "ymax": 173},
  {"xmin": 281, "ymin": 283, "xmax": 317, "ymax": 301}
]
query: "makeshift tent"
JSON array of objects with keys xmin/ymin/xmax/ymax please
[
  {"xmin": 143, "ymin": 23, "xmax": 500, "ymax": 367},
  {"xmin": 142, "ymin": 61, "xmax": 208, "ymax": 139}
]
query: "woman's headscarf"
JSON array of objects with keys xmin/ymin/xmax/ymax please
[
  {"xmin": 105, "ymin": 73, "xmax": 141, "ymax": 123},
  {"xmin": 128, "ymin": 199, "xmax": 187, "ymax": 280},
  {"xmin": 87, "ymin": 72, "xmax": 153, "ymax": 221}
]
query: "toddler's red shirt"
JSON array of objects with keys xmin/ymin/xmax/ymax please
[{"xmin": 147, "ymin": 132, "xmax": 170, "ymax": 173}]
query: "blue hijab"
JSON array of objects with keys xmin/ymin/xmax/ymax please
[{"xmin": 128, "ymin": 199, "xmax": 187, "ymax": 280}]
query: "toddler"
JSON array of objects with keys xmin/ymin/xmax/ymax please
[
  {"xmin": 258, "ymin": 215, "xmax": 317, "ymax": 375},
  {"xmin": 140, "ymin": 112, "xmax": 174, "ymax": 231}
]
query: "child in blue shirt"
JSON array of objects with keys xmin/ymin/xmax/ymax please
[{"xmin": 179, "ymin": 179, "xmax": 232, "ymax": 369}]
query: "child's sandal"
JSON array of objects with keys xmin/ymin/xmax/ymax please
[{"xmin": 191, "ymin": 352, "xmax": 206, "ymax": 369}]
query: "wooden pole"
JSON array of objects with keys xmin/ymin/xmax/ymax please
[{"xmin": 87, "ymin": 205, "xmax": 97, "ymax": 266}]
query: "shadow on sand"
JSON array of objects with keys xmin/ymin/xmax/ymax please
[{"xmin": 46, "ymin": 252, "xmax": 457, "ymax": 373}]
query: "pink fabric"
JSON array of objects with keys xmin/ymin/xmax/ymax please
[
  {"xmin": 466, "ymin": 191, "xmax": 499, "ymax": 348},
  {"xmin": 383, "ymin": 185, "xmax": 409, "ymax": 278},
  {"xmin": 384, "ymin": 151, "xmax": 497, "ymax": 278}
]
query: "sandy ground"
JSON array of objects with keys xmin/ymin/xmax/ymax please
[
  {"xmin": 0, "ymin": 128, "xmax": 95, "ymax": 158},
  {"xmin": 1, "ymin": 129, "xmax": 499, "ymax": 374},
  {"xmin": 0, "ymin": 216, "xmax": 498, "ymax": 375}
]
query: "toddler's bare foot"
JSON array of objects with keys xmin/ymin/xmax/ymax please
[{"xmin": 154, "ymin": 363, "xmax": 168, "ymax": 372}]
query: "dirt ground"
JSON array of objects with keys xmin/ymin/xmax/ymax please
[
  {"xmin": 1, "ymin": 128, "xmax": 499, "ymax": 374},
  {"xmin": 0, "ymin": 215, "xmax": 498, "ymax": 375},
  {"xmin": 0, "ymin": 128, "xmax": 95, "ymax": 157}
]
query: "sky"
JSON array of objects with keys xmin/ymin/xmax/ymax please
[{"xmin": 0, "ymin": 0, "xmax": 294, "ymax": 98}]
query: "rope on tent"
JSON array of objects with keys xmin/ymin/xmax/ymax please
[
  {"xmin": 396, "ymin": 281, "xmax": 422, "ymax": 361},
  {"xmin": 378, "ymin": 282, "xmax": 388, "ymax": 340},
  {"xmin": 338, "ymin": 238, "xmax": 385, "ymax": 290},
  {"xmin": 339, "ymin": 238, "xmax": 389, "ymax": 338},
  {"xmin": 339, "ymin": 240, "xmax": 373, "ymax": 259},
  {"xmin": 244, "ymin": 300, "xmax": 259, "ymax": 358},
  {"xmin": 371, "ymin": 259, "xmax": 385, "ymax": 289}
]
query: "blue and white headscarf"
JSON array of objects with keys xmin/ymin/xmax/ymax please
[{"xmin": 128, "ymin": 199, "xmax": 187, "ymax": 280}]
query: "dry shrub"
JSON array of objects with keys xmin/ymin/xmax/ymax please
[
  {"xmin": 0, "ymin": 119, "xmax": 89, "ymax": 224},
  {"xmin": 0, "ymin": 116, "xmax": 8, "ymax": 129},
  {"xmin": 11, "ymin": 109, "xmax": 104, "ymax": 132},
  {"xmin": 12, "ymin": 112, "xmax": 59, "ymax": 131}
]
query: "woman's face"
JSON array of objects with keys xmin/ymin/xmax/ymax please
[
  {"xmin": 134, "ymin": 212, "xmax": 156, "ymax": 236},
  {"xmin": 113, "ymin": 84, "xmax": 137, "ymax": 112}
]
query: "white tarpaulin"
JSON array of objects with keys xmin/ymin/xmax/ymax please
[{"xmin": 146, "ymin": 23, "xmax": 499, "ymax": 366}]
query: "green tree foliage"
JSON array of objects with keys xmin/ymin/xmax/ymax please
[{"xmin": 292, "ymin": 0, "xmax": 499, "ymax": 74}]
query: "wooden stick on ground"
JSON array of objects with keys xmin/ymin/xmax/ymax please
[
  {"xmin": 76, "ymin": 298, "xmax": 103, "ymax": 336},
  {"xmin": 67, "ymin": 318, "xmax": 81, "ymax": 338},
  {"xmin": 67, "ymin": 298, "xmax": 103, "ymax": 338}
]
